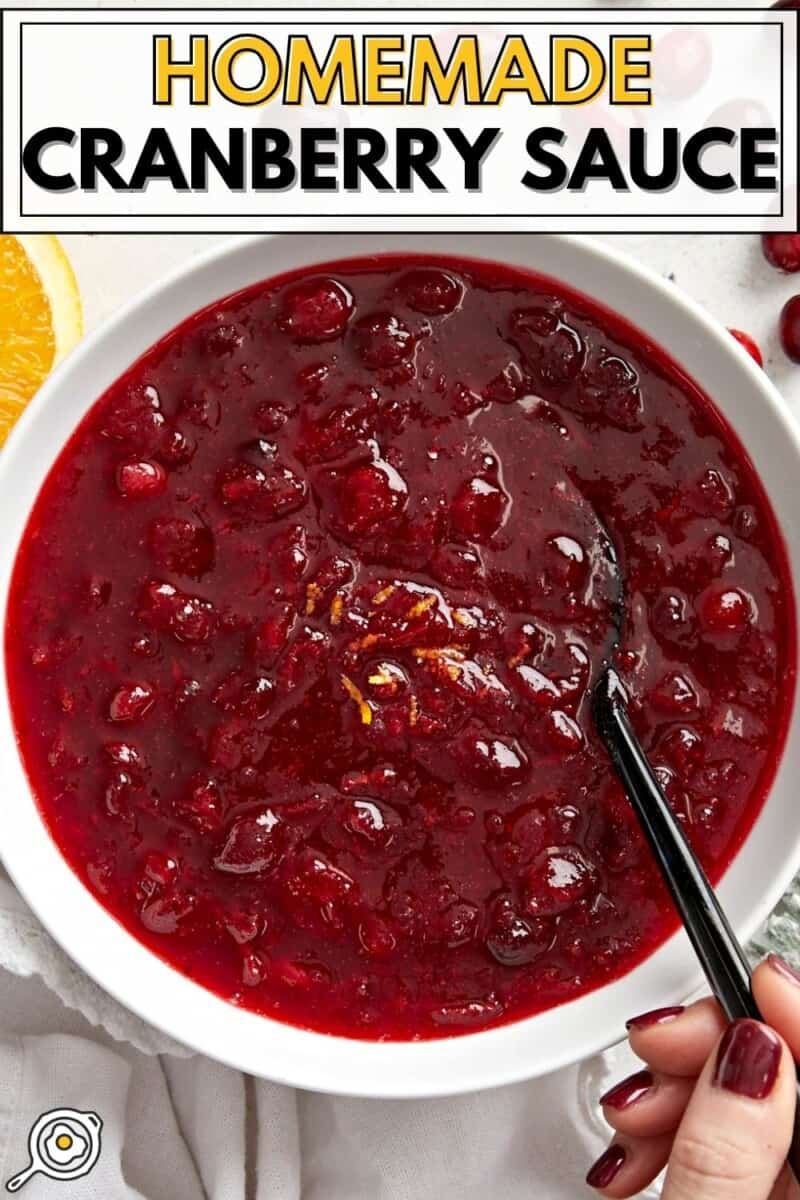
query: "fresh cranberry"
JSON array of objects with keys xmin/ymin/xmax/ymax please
[
  {"xmin": 397, "ymin": 267, "xmax": 464, "ymax": 315},
  {"xmin": 763, "ymin": 234, "xmax": 800, "ymax": 273},
  {"xmin": 116, "ymin": 459, "xmax": 166, "ymax": 498},
  {"xmin": 278, "ymin": 277, "xmax": 353, "ymax": 343},
  {"xmin": 779, "ymin": 295, "xmax": 800, "ymax": 362},
  {"xmin": 352, "ymin": 313, "xmax": 415, "ymax": 368},
  {"xmin": 728, "ymin": 329, "xmax": 763, "ymax": 366}
]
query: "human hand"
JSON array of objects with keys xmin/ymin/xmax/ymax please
[{"xmin": 586, "ymin": 955, "xmax": 800, "ymax": 1198}]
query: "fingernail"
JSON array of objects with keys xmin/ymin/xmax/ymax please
[
  {"xmin": 767, "ymin": 952, "xmax": 800, "ymax": 986},
  {"xmin": 586, "ymin": 1144, "xmax": 626, "ymax": 1189},
  {"xmin": 625, "ymin": 1005, "xmax": 684, "ymax": 1030},
  {"xmin": 600, "ymin": 1069, "xmax": 655, "ymax": 1110},
  {"xmin": 713, "ymin": 1019, "xmax": 782, "ymax": 1099}
]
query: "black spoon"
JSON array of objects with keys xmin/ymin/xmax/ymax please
[{"xmin": 591, "ymin": 516, "xmax": 800, "ymax": 1176}]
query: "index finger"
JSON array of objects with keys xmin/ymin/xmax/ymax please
[
  {"xmin": 753, "ymin": 956, "xmax": 800, "ymax": 1063},
  {"xmin": 627, "ymin": 997, "xmax": 727, "ymax": 1076}
]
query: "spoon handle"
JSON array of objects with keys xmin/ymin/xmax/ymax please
[
  {"xmin": 595, "ymin": 689, "xmax": 755, "ymax": 1018},
  {"xmin": 595, "ymin": 686, "xmax": 800, "ymax": 1181}
]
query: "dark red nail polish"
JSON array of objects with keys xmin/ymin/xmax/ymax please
[
  {"xmin": 586, "ymin": 1144, "xmax": 626, "ymax": 1189},
  {"xmin": 625, "ymin": 1005, "xmax": 684, "ymax": 1030},
  {"xmin": 600, "ymin": 1069, "xmax": 654, "ymax": 1110},
  {"xmin": 768, "ymin": 953, "xmax": 800, "ymax": 986},
  {"xmin": 713, "ymin": 1020, "xmax": 781, "ymax": 1099}
]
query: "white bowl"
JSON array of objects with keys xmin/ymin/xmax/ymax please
[{"xmin": 1, "ymin": 234, "xmax": 799, "ymax": 1098}]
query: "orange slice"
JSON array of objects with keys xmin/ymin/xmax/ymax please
[{"xmin": 0, "ymin": 235, "xmax": 83, "ymax": 447}]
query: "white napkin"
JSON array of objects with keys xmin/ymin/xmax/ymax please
[{"xmin": 0, "ymin": 874, "xmax": 185, "ymax": 1057}]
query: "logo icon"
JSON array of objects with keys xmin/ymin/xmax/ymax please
[{"xmin": 6, "ymin": 1108, "xmax": 102, "ymax": 1192}]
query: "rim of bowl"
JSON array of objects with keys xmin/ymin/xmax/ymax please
[{"xmin": 0, "ymin": 232, "xmax": 798, "ymax": 1098}]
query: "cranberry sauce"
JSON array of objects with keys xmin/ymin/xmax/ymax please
[{"xmin": 6, "ymin": 256, "xmax": 794, "ymax": 1040}]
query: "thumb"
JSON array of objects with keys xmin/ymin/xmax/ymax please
[{"xmin": 662, "ymin": 1020, "xmax": 795, "ymax": 1200}]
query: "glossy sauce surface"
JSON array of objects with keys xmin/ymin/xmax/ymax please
[{"xmin": 6, "ymin": 256, "xmax": 794, "ymax": 1039}]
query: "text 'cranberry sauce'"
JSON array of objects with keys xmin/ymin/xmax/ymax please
[{"xmin": 6, "ymin": 256, "xmax": 795, "ymax": 1040}]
